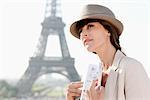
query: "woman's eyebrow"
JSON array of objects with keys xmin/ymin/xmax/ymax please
[{"xmin": 86, "ymin": 23, "xmax": 95, "ymax": 26}]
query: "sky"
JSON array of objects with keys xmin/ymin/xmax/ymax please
[{"xmin": 0, "ymin": 0, "xmax": 150, "ymax": 80}]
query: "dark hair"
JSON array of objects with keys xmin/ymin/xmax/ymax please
[{"xmin": 76, "ymin": 19, "xmax": 121, "ymax": 51}]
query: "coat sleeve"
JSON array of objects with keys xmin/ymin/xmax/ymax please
[{"xmin": 124, "ymin": 58, "xmax": 150, "ymax": 100}]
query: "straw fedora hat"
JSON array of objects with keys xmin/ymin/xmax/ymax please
[{"xmin": 70, "ymin": 4, "xmax": 123, "ymax": 39}]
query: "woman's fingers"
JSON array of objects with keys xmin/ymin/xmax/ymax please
[
  {"xmin": 67, "ymin": 81, "xmax": 83, "ymax": 95},
  {"xmin": 89, "ymin": 79, "xmax": 98, "ymax": 91},
  {"xmin": 86, "ymin": 80, "xmax": 105, "ymax": 100},
  {"xmin": 66, "ymin": 91, "xmax": 80, "ymax": 97},
  {"xmin": 68, "ymin": 81, "xmax": 83, "ymax": 89},
  {"xmin": 66, "ymin": 81, "xmax": 83, "ymax": 100},
  {"xmin": 68, "ymin": 88, "xmax": 82, "ymax": 95}
]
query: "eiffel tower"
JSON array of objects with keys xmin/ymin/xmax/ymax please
[{"xmin": 17, "ymin": 0, "xmax": 80, "ymax": 97}]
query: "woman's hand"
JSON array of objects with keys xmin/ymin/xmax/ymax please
[
  {"xmin": 86, "ymin": 80, "xmax": 105, "ymax": 100},
  {"xmin": 66, "ymin": 81, "xmax": 83, "ymax": 100},
  {"xmin": 86, "ymin": 71, "xmax": 109, "ymax": 100}
]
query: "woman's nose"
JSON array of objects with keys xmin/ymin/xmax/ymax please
[{"xmin": 81, "ymin": 30, "xmax": 88, "ymax": 38}]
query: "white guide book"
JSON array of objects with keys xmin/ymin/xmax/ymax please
[{"xmin": 80, "ymin": 64, "xmax": 102, "ymax": 100}]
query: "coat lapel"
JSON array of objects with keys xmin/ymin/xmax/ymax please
[{"xmin": 104, "ymin": 50, "xmax": 125, "ymax": 100}]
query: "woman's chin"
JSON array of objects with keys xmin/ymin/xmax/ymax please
[{"xmin": 86, "ymin": 46, "xmax": 95, "ymax": 52}]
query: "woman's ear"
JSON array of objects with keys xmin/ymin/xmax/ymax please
[
  {"xmin": 107, "ymin": 32, "xmax": 111, "ymax": 36},
  {"xmin": 104, "ymin": 28, "xmax": 110, "ymax": 36}
]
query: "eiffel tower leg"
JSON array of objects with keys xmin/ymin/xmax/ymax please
[
  {"xmin": 17, "ymin": 62, "xmax": 41, "ymax": 97},
  {"xmin": 65, "ymin": 58, "xmax": 81, "ymax": 82}
]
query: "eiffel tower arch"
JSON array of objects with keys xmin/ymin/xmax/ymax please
[{"xmin": 17, "ymin": 0, "xmax": 80, "ymax": 97}]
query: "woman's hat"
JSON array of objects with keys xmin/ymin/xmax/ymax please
[{"xmin": 70, "ymin": 4, "xmax": 123, "ymax": 39}]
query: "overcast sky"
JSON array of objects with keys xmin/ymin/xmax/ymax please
[{"xmin": 0, "ymin": 0, "xmax": 150, "ymax": 80}]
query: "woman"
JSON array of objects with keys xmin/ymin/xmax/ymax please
[{"xmin": 66, "ymin": 4, "xmax": 150, "ymax": 100}]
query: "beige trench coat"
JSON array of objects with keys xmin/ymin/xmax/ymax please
[{"xmin": 104, "ymin": 50, "xmax": 150, "ymax": 100}]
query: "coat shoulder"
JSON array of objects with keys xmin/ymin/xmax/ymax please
[
  {"xmin": 120, "ymin": 56, "xmax": 148, "ymax": 79},
  {"xmin": 120, "ymin": 56, "xmax": 144, "ymax": 72},
  {"xmin": 119, "ymin": 56, "xmax": 150, "ymax": 99}
]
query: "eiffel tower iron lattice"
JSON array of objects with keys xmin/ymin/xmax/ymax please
[{"xmin": 17, "ymin": 0, "xmax": 80, "ymax": 97}]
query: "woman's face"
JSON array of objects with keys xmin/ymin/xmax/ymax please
[{"xmin": 80, "ymin": 22, "xmax": 110, "ymax": 52}]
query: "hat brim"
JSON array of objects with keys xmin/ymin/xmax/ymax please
[{"xmin": 70, "ymin": 14, "xmax": 123, "ymax": 39}]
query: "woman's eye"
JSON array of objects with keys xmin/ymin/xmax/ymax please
[{"xmin": 87, "ymin": 24, "xmax": 94, "ymax": 29}]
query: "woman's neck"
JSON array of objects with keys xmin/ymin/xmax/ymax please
[{"xmin": 96, "ymin": 43, "xmax": 116, "ymax": 71}]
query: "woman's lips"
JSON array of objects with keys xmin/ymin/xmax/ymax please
[{"xmin": 83, "ymin": 39, "xmax": 93, "ymax": 45}]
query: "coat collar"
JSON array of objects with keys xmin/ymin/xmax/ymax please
[
  {"xmin": 104, "ymin": 50, "xmax": 125, "ymax": 100},
  {"xmin": 111, "ymin": 50, "xmax": 125, "ymax": 71}
]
